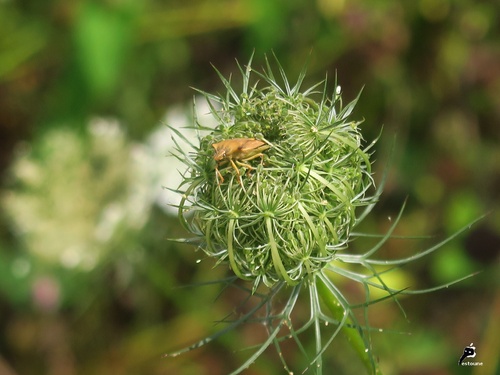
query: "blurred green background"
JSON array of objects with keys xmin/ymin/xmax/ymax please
[{"xmin": 0, "ymin": 1, "xmax": 499, "ymax": 374}]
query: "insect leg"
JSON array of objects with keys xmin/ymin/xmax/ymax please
[
  {"xmin": 215, "ymin": 165, "xmax": 224, "ymax": 184},
  {"xmin": 236, "ymin": 153, "xmax": 266, "ymax": 177},
  {"xmin": 241, "ymin": 153, "xmax": 266, "ymax": 164},
  {"xmin": 229, "ymin": 158, "xmax": 243, "ymax": 185}
]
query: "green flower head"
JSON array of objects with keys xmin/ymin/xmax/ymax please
[
  {"xmin": 168, "ymin": 55, "xmax": 483, "ymax": 375},
  {"xmin": 172, "ymin": 56, "xmax": 375, "ymax": 289}
]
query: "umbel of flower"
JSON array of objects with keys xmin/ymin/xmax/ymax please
[{"xmin": 173, "ymin": 57, "xmax": 375, "ymax": 290}]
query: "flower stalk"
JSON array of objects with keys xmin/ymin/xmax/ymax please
[{"xmin": 316, "ymin": 273, "xmax": 382, "ymax": 374}]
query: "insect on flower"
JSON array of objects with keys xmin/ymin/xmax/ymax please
[{"xmin": 212, "ymin": 138, "xmax": 270, "ymax": 185}]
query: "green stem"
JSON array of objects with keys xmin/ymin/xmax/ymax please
[{"xmin": 316, "ymin": 274, "xmax": 382, "ymax": 375}]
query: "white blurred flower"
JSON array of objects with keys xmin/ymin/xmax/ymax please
[
  {"xmin": 3, "ymin": 120, "xmax": 146, "ymax": 270},
  {"xmin": 145, "ymin": 96, "xmax": 218, "ymax": 215},
  {"xmin": 2, "ymin": 98, "xmax": 217, "ymax": 271}
]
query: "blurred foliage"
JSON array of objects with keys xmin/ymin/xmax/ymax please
[{"xmin": 0, "ymin": 0, "xmax": 498, "ymax": 374}]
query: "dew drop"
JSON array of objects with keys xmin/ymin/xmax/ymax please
[
  {"xmin": 196, "ymin": 259, "xmax": 201, "ymax": 264},
  {"xmin": 379, "ymin": 328, "xmax": 383, "ymax": 332},
  {"xmin": 365, "ymin": 348, "xmax": 369, "ymax": 353}
]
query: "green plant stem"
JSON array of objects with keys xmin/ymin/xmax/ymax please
[{"xmin": 316, "ymin": 274, "xmax": 382, "ymax": 375}]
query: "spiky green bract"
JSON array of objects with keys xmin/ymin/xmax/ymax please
[{"xmin": 175, "ymin": 56, "xmax": 375, "ymax": 289}]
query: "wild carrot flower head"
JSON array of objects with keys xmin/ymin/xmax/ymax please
[
  {"xmin": 168, "ymin": 56, "xmax": 481, "ymax": 375},
  {"xmin": 172, "ymin": 56, "xmax": 376, "ymax": 290}
]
